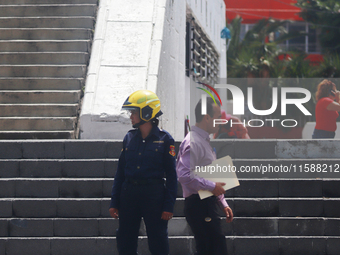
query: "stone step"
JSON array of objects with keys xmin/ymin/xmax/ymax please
[
  {"xmin": 226, "ymin": 197, "xmax": 340, "ymax": 218},
  {"xmin": 0, "ymin": 65, "xmax": 86, "ymax": 77},
  {"xmin": 198, "ymin": 158, "xmax": 340, "ymax": 179},
  {"xmin": 0, "ymin": 41, "xmax": 89, "ymax": 52},
  {"xmin": 0, "ymin": 90, "xmax": 81, "ymax": 103},
  {"xmin": 0, "ymin": 131, "xmax": 75, "ymax": 139},
  {"xmin": 0, "ymin": 140, "xmax": 122, "ymax": 159},
  {"xmin": 0, "ymin": 52, "xmax": 89, "ymax": 64},
  {"xmin": 181, "ymin": 197, "xmax": 340, "ymax": 218},
  {"xmin": 228, "ymin": 236, "xmax": 340, "ymax": 255},
  {"xmin": 0, "ymin": 104, "xmax": 79, "ymax": 117},
  {"xmin": 0, "ymin": 236, "xmax": 339, "ymax": 255},
  {"xmin": 0, "ymin": 28, "xmax": 92, "ymax": 40},
  {"xmin": 0, "ymin": 2, "xmax": 97, "ymax": 138},
  {"xmin": 0, "ymin": 78, "xmax": 83, "ymax": 90},
  {"xmin": 0, "ymin": 117, "xmax": 77, "ymax": 131},
  {"xmin": 1, "ymin": 156, "xmax": 340, "ymax": 178},
  {"xmin": 1, "ymin": 198, "xmax": 339, "ymax": 218},
  {"xmin": 0, "ymin": 178, "xmax": 113, "ymax": 198},
  {"xmin": 0, "ymin": 159, "xmax": 118, "ymax": 178},
  {"xmin": 0, "ymin": 198, "xmax": 109, "ymax": 218},
  {"xmin": 3, "ymin": 140, "xmax": 340, "ymax": 160},
  {"xmin": 212, "ymin": 139, "xmax": 340, "ymax": 159},
  {"xmin": 227, "ymin": 217, "xmax": 340, "ymax": 237},
  {"xmin": 3, "ymin": 156, "xmax": 339, "ymax": 179},
  {"xmin": 0, "ymin": 0, "xmax": 98, "ymax": 4},
  {"xmin": 0, "ymin": 237, "xmax": 117, "ymax": 255},
  {"xmin": 226, "ymin": 178, "xmax": 340, "ymax": 198},
  {"xmin": 0, "ymin": 139, "xmax": 338, "ymax": 255},
  {"xmin": 1, "ymin": 177, "xmax": 340, "ymax": 199},
  {"xmin": 0, "ymin": 4, "xmax": 97, "ymax": 17},
  {"xmin": 0, "ymin": 17, "xmax": 95, "ymax": 28},
  {"xmin": 0, "ymin": 218, "xmax": 121, "ymax": 238},
  {"xmin": 1, "ymin": 217, "xmax": 339, "ymax": 238},
  {"xmin": 1, "ymin": 140, "xmax": 339, "ymax": 160}
]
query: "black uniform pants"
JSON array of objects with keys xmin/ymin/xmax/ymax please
[
  {"xmin": 117, "ymin": 181, "xmax": 169, "ymax": 255},
  {"xmin": 184, "ymin": 194, "xmax": 227, "ymax": 255}
]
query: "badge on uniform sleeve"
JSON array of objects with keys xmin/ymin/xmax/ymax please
[{"xmin": 169, "ymin": 145, "xmax": 176, "ymax": 157}]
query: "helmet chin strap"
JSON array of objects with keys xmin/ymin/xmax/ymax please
[{"xmin": 132, "ymin": 120, "xmax": 146, "ymax": 129}]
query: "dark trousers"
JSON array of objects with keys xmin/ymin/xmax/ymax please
[
  {"xmin": 184, "ymin": 194, "xmax": 227, "ymax": 255},
  {"xmin": 312, "ymin": 128, "xmax": 335, "ymax": 139},
  {"xmin": 117, "ymin": 182, "xmax": 169, "ymax": 255}
]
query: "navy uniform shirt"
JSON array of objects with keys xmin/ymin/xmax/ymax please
[{"xmin": 110, "ymin": 125, "xmax": 177, "ymax": 213}]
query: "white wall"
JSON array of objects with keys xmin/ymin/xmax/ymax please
[
  {"xmin": 186, "ymin": 0, "xmax": 227, "ymax": 77},
  {"xmin": 156, "ymin": 0, "xmax": 186, "ymax": 139},
  {"xmin": 185, "ymin": 0, "xmax": 227, "ymax": 124}
]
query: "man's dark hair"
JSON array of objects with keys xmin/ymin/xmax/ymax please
[{"xmin": 195, "ymin": 97, "xmax": 220, "ymax": 123}]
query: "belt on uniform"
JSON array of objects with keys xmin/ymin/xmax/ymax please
[{"xmin": 127, "ymin": 178, "xmax": 164, "ymax": 185}]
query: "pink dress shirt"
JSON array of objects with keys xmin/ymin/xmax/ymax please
[{"xmin": 176, "ymin": 125, "xmax": 229, "ymax": 208}]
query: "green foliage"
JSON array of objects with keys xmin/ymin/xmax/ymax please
[
  {"xmin": 227, "ymin": 17, "xmax": 308, "ymax": 79},
  {"xmin": 314, "ymin": 54, "xmax": 340, "ymax": 77},
  {"xmin": 227, "ymin": 18, "xmax": 278, "ymax": 77},
  {"xmin": 295, "ymin": 0, "xmax": 340, "ymax": 54},
  {"xmin": 282, "ymin": 52, "xmax": 316, "ymax": 78}
]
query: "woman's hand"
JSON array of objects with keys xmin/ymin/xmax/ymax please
[
  {"xmin": 161, "ymin": 211, "xmax": 173, "ymax": 221},
  {"xmin": 109, "ymin": 208, "xmax": 119, "ymax": 219},
  {"xmin": 335, "ymin": 90, "xmax": 340, "ymax": 103}
]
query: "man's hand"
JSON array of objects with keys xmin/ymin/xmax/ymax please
[
  {"xmin": 224, "ymin": 206, "xmax": 233, "ymax": 223},
  {"xmin": 161, "ymin": 211, "xmax": 173, "ymax": 221},
  {"xmin": 212, "ymin": 182, "xmax": 226, "ymax": 196},
  {"xmin": 109, "ymin": 208, "xmax": 119, "ymax": 219}
]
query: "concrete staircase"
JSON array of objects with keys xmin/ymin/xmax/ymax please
[
  {"xmin": 0, "ymin": 140, "xmax": 339, "ymax": 255},
  {"xmin": 0, "ymin": 0, "xmax": 98, "ymax": 139}
]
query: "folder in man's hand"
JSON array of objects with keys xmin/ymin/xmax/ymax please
[{"xmin": 196, "ymin": 156, "xmax": 239, "ymax": 200}]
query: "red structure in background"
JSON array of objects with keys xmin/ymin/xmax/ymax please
[
  {"xmin": 225, "ymin": 0, "xmax": 303, "ymax": 23},
  {"xmin": 278, "ymin": 53, "xmax": 324, "ymax": 65},
  {"xmin": 224, "ymin": 0, "xmax": 323, "ymax": 64}
]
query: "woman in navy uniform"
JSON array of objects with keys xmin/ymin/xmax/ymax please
[{"xmin": 109, "ymin": 90, "xmax": 177, "ymax": 255}]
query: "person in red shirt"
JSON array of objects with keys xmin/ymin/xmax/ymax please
[{"xmin": 313, "ymin": 80, "xmax": 340, "ymax": 139}]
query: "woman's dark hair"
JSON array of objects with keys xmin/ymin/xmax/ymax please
[
  {"xmin": 316, "ymin": 79, "xmax": 336, "ymax": 101},
  {"xmin": 195, "ymin": 97, "xmax": 220, "ymax": 123}
]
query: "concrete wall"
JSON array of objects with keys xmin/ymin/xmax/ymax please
[
  {"xmin": 80, "ymin": 0, "xmax": 226, "ymax": 140},
  {"xmin": 155, "ymin": 0, "xmax": 186, "ymax": 139},
  {"xmin": 303, "ymin": 122, "xmax": 340, "ymax": 139}
]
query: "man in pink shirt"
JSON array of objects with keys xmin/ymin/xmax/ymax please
[{"xmin": 176, "ymin": 97, "xmax": 233, "ymax": 255}]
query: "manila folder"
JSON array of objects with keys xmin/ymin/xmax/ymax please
[{"xmin": 197, "ymin": 156, "xmax": 239, "ymax": 200}]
